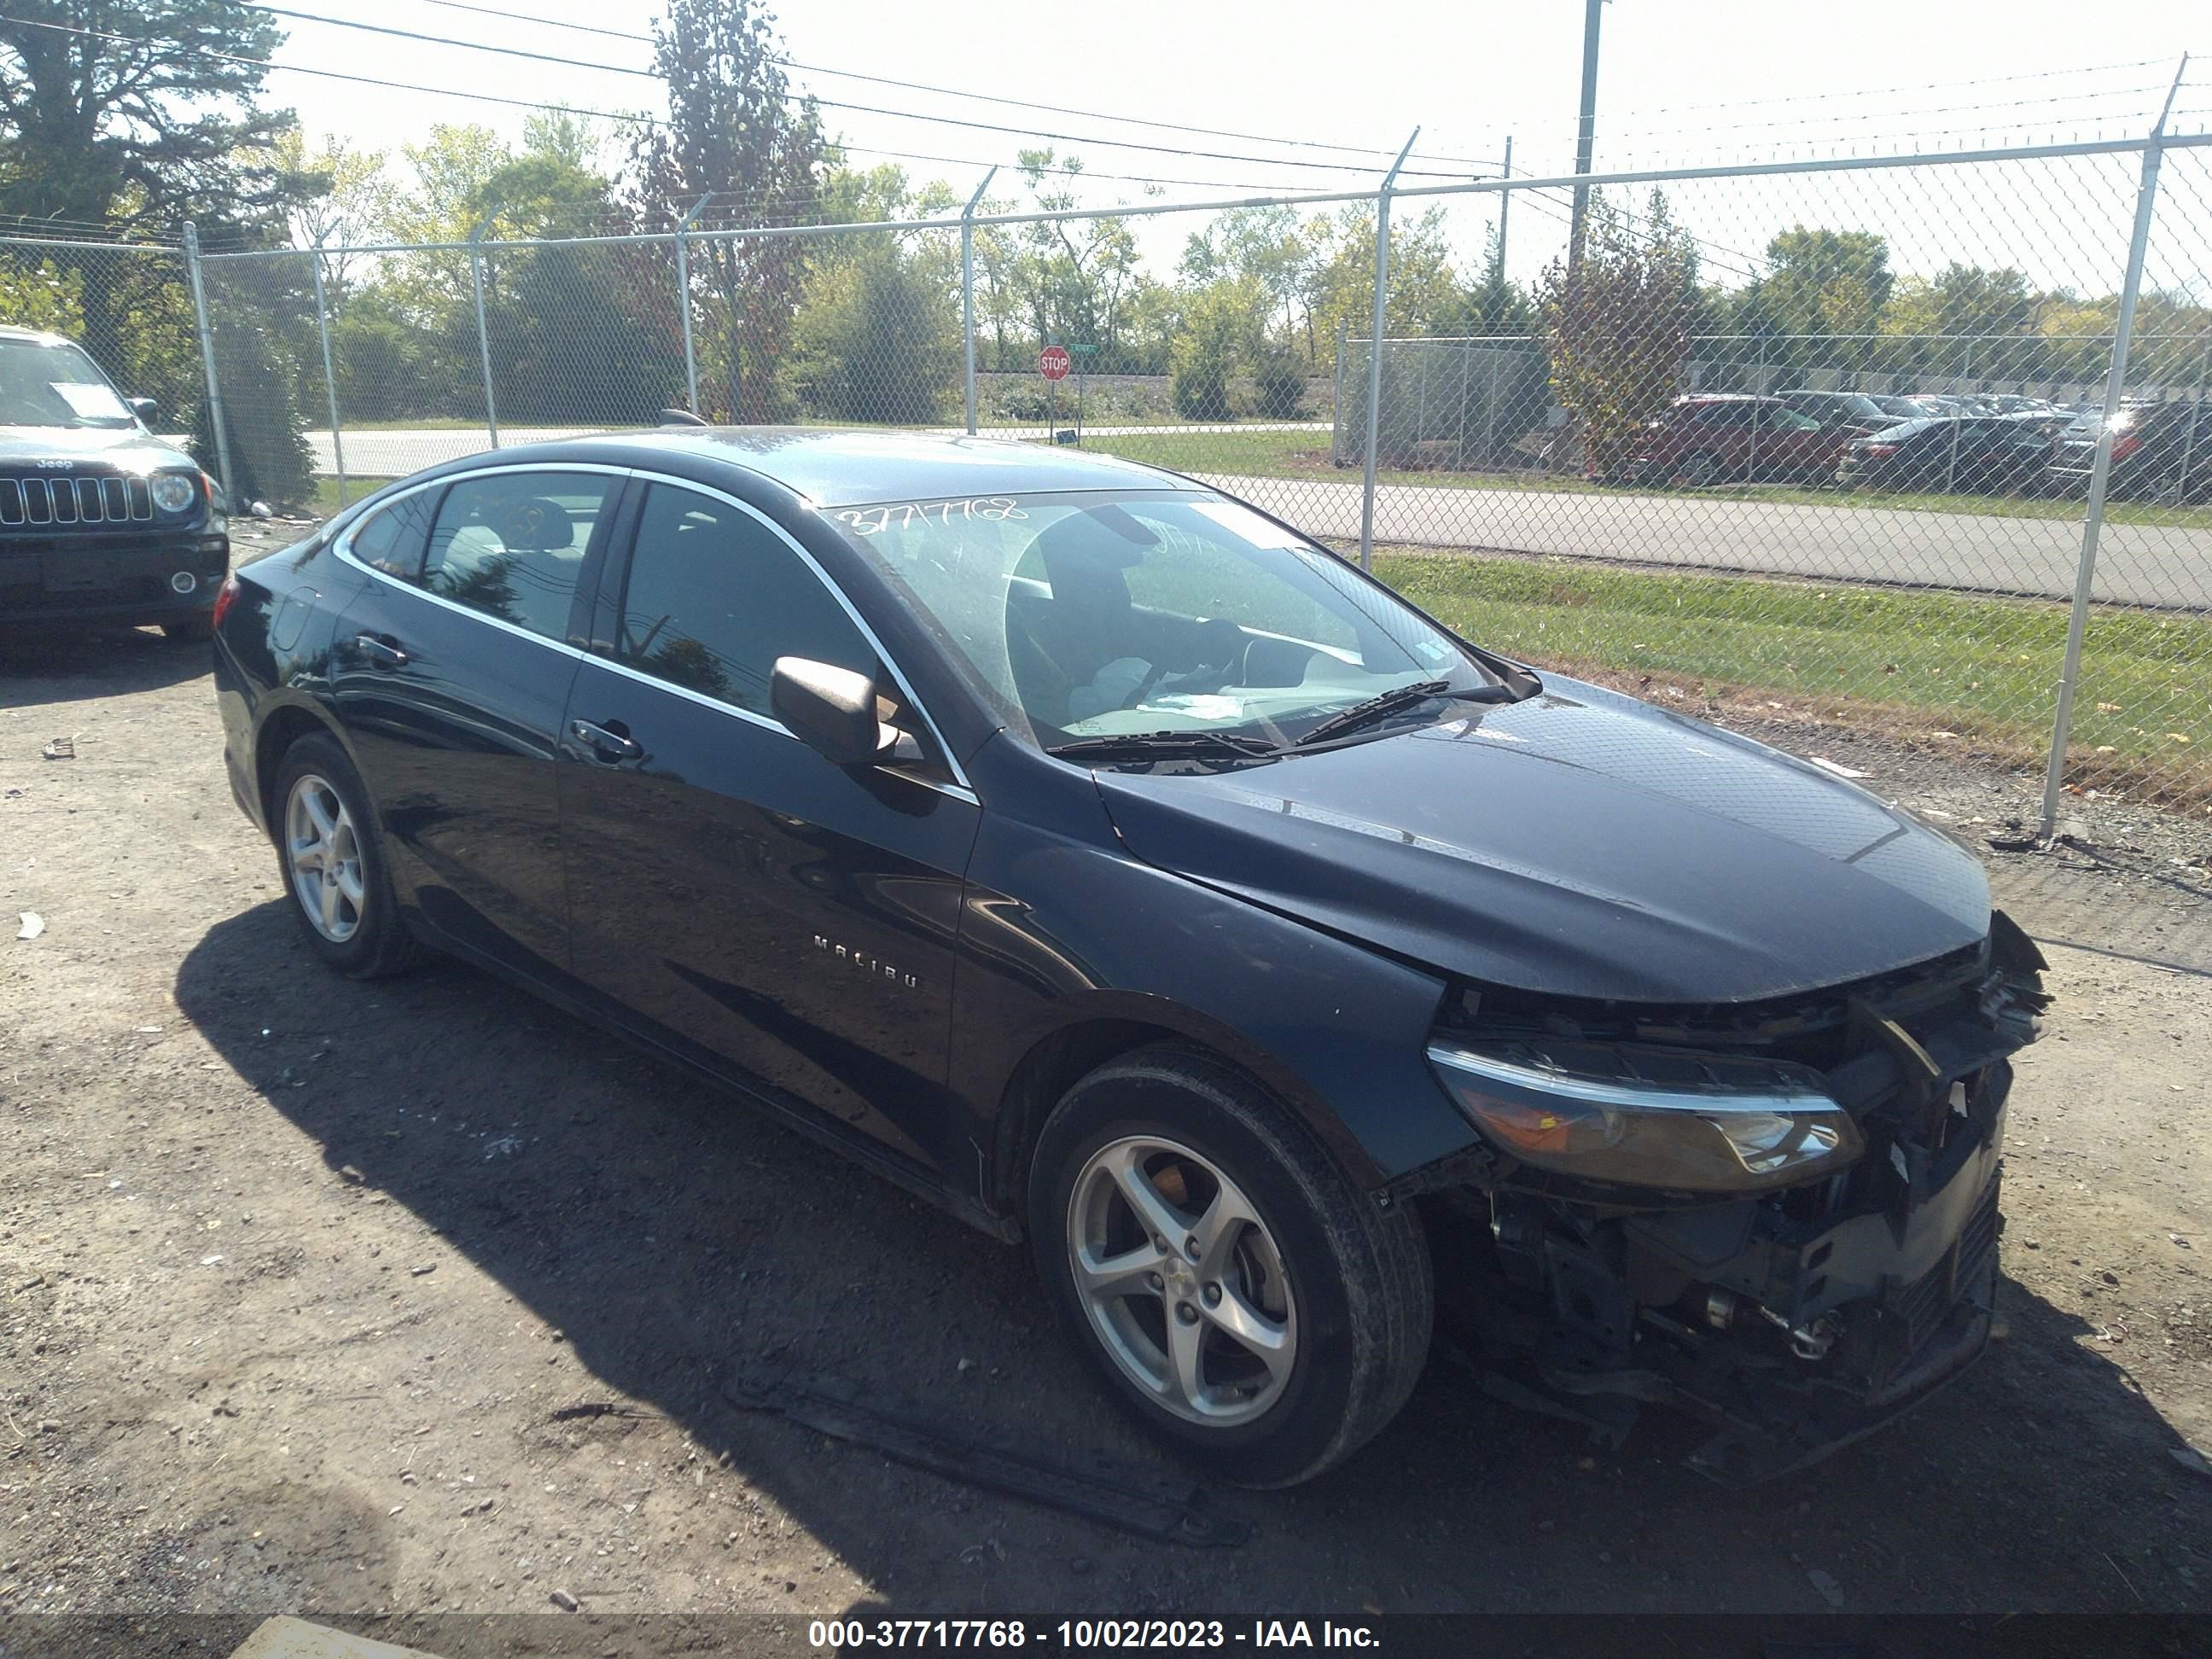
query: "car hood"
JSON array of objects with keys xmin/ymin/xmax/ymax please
[
  {"xmin": 0, "ymin": 425, "xmax": 193, "ymax": 469},
  {"xmin": 1092, "ymin": 678, "xmax": 1990, "ymax": 1004}
]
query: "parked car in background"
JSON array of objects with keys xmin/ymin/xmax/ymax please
[
  {"xmin": 212, "ymin": 428, "xmax": 2048, "ymax": 1487},
  {"xmin": 1836, "ymin": 416, "xmax": 2059, "ymax": 494},
  {"xmin": 2046, "ymin": 399, "xmax": 2212, "ymax": 501},
  {"xmin": 1983, "ymin": 395, "xmax": 2055, "ymax": 416},
  {"xmin": 1775, "ymin": 389, "xmax": 1893, "ymax": 437},
  {"xmin": 1870, "ymin": 394, "xmax": 1934, "ymax": 421},
  {"xmin": 0, "ymin": 325, "xmax": 227, "ymax": 639},
  {"xmin": 1621, "ymin": 395, "xmax": 1847, "ymax": 486}
]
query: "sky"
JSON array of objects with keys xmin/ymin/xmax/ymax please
[{"xmin": 261, "ymin": 0, "xmax": 2212, "ymax": 297}]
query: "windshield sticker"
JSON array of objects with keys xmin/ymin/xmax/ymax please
[
  {"xmin": 50, "ymin": 381, "xmax": 131, "ymax": 421},
  {"xmin": 1190, "ymin": 500, "xmax": 1307, "ymax": 550},
  {"xmin": 835, "ymin": 498, "xmax": 1027, "ymax": 538}
]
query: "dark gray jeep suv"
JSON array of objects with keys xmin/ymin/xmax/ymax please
[{"xmin": 0, "ymin": 325, "xmax": 229, "ymax": 639}]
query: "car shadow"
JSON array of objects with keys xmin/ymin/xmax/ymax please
[
  {"xmin": 0, "ymin": 623, "xmax": 212, "ymax": 707},
  {"xmin": 174, "ymin": 904, "xmax": 2212, "ymax": 1615}
]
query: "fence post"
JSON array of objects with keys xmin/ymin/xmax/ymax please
[
  {"xmin": 2039, "ymin": 73, "xmax": 2185, "ymax": 837},
  {"xmin": 181, "ymin": 222, "xmax": 235, "ymax": 504},
  {"xmin": 468, "ymin": 215, "xmax": 499, "ymax": 448},
  {"xmin": 1360, "ymin": 129, "xmax": 1420, "ymax": 573},
  {"xmin": 2175, "ymin": 346, "xmax": 2209, "ymax": 498},
  {"xmin": 310, "ymin": 244, "xmax": 348, "ymax": 509},
  {"xmin": 674, "ymin": 195, "xmax": 713, "ymax": 416},
  {"xmin": 961, "ymin": 167, "xmax": 998, "ymax": 436},
  {"xmin": 1330, "ymin": 317, "xmax": 1349, "ymax": 466},
  {"xmin": 1481, "ymin": 352, "xmax": 1501, "ymax": 466}
]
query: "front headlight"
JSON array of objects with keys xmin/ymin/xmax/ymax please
[
  {"xmin": 151, "ymin": 471, "xmax": 200, "ymax": 514},
  {"xmin": 1426, "ymin": 1039, "xmax": 1863, "ymax": 1194}
]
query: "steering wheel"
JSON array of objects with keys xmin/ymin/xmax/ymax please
[{"xmin": 1115, "ymin": 620, "xmax": 1250, "ymax": 711}]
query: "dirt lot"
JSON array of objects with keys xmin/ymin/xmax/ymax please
[{"xmin": 3, "ymin": 584, "xmax": 2211, "ymax": 1627}]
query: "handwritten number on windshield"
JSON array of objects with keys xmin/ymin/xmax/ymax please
[{"xmin": 835, "ymin": 498, "xmax": 1027, "ymax": 537}]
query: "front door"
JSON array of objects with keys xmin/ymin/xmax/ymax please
[
  {"xmin": 329, "ymin": 466, "xmax": 622, "ymax": 978},
  {"xmin": 557, "ymin": 479, "xmax": 980, "ymax": 1174}
]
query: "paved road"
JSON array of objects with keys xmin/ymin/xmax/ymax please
[
  {"xmin": 301, "ymin": 425, "xmax": 2211, "ymax": 608},
  {"xmin": 306, "ymin": 421, "xmax": 1328, "ymax": 478},
  {"xmin": 1206, "ymin": 470, "xmax": 2212, "ymax": 609}
]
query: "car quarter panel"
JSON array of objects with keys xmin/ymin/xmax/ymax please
[{"xmin": 948, "ymin": 735, "xmax": 1476, "ymax": 1208}]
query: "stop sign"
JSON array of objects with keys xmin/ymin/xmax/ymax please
[{"xmin": 1038, "ymin": 345, "xmax": 1072, "ymax": 381}]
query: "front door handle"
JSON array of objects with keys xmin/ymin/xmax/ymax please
[
  {"xmin": 355, "ymin": 633, "xmax": 409, "ymax": 668},
  {"xmin": 570, "ymin": 718, "xmax": 643, "ymax": 761}
]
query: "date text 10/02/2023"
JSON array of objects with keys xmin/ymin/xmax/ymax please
[{"xmin": 805, "ymin": 1620, "xmax": 1382, "ymax": 1650}]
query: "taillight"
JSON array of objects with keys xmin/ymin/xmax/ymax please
[
  {"xmin": 2110, "ymin": 432, "xmax": 2142, "ymax": 463},
  {"xmin": 211, "ymin": 572, "xmax": 242, "ymax": 630}
]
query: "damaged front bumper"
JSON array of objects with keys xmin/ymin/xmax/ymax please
[{"xmin": 1399, "ymin": 917, "xmax": 2047, "ymax": 1486}]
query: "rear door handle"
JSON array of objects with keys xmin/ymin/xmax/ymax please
[
  {"xmin": 570, "ymin": 718, "xmax": 643, "ymax": 761},
  {"xmin": 355, "ymin": 633, "xmax": 409, "ymax": 668}
]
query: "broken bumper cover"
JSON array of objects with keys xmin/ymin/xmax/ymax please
[
  {"xmin": 1402, "ymin": 927, "xmax": 2043, "ymax": 1485},
  {"xmin": 1562, "ymin": 1157, "xmax": 2005, "ymax": 1488}
]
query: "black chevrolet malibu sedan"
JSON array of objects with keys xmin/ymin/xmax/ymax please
[{"xmin": 212, "ymin": 430, "xmax": 2046, "ymax": 1487}]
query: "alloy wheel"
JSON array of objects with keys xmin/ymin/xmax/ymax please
[
  {"xmin": 1066, "ymin": 1134, "xmax": 1297, "ymax": 1427},
  {"xmin": 284, "ymin": 773, "xmax": 366, "ymax": 944}
]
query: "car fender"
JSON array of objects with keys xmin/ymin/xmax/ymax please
[{"xmin": 948, "ymin": 742, "xmax": 1481, "ymax": 1216}]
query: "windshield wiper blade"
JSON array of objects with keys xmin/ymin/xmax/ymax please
[
  {"xmin": 1046, "ymin": 730, "xmax": 1281, "ymax": 762},
  {"xmin": 1295, "ymin": 679, "xmax": 1506, "ymax": 748}
]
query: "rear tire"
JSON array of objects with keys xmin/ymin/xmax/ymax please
[
  {"xmin": 1028, "ymin": 1044, "xmax": 1432, "ymax": 1487},
  {"xmin": 270, "ymin": 733, "xmax": 424, "ymax": 979},
  {"xmin": 1675, "ymin": 451, "xmax": 1720, "ymax": 488},
  {"xmin": 162, "ymin": 614, "xmax": 214, "ymax": 643}
]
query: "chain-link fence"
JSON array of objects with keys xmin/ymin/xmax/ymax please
[
  {"xmin": 0, "ymin": 233, "xmax": 200, "ymax": 439},
  {"xmin": 173, "ymin": 129, "xmax": 2212, "ymax": 825}
]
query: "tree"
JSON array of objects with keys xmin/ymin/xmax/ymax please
[
  {"xmin": 0, "ymin": 1, "xmax": 316, "ymax": 413},
  {"xmin": 1540, "ymin": 189, "xmax": 1700, "ymax": 480},
  {"xmin": 629, "ymin": 0, "xmax": 827, "ymax": 422},
  {"xmin": 1007, "ymin": 151, "xmax": 1149, "ymax": 371},
  {"xmin": 1301, "ymin": 202, "xmax": 1463, "ymax": 363},
  {"xmin": 1455, "ymin": 224, "xmax": 1534, "ymax": 336},
  {"xmin": 276, "ymin": 131, "xmax": 394, "ymax": 291},
  {"xmin": 0, "ymin": 2, "xmax": 306, "ymax": 236},
  {"xmin": 1171, "ymin": 277, "xmax": 1262, "ymax": 420},
  {"xmin": 1755, "ymin": 226, "xmax": 1892, "ymax": 374},
  {"xmin": 789, "ymin": 163, "xmax": 959, "ymax": 422}
]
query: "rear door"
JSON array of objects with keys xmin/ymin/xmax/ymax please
[
  {"xmin": 556, "ymin": 477, "xmax": 981, "ymax": 1173},
  {"xmin": 329, "ymin": 464, "xmax": 625, "ymax": 979}
]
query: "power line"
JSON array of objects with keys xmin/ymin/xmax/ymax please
[
  {"xmin": 0, "ymin": 12, "xmax": 1345, "ymax": 201},
  {"xmin": 1604, "ymin": 55, "xmax": 2174, "ymax": 120},
  {"xmin": 247, "ymin": 4, "xmax": 1472, "ymax": 180},
  {"xmin": 399, "ymin": 0, "xmax": 1470, "ymax": 166}
]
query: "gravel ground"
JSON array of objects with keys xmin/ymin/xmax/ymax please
[{"xmin": 3, "ymin": 535, "xmax": 2209, "ymax": 1631}]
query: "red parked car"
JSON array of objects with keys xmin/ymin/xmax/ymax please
[{"xmin": 1621, "ymin": 395, "xmax": 1849, "ymax": 486}]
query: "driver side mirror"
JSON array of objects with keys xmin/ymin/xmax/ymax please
[
  {"xmin": 771, "ymin": 656, "xmax": 905, "ymax": 766},
  {"xmin": 127, "ymin": 396, "xmax": 158, "ymax": 423}
]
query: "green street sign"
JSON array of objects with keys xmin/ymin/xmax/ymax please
[{"xmin": 1068, "ymin": 343, "xmax": 1099, "ymax": 356}]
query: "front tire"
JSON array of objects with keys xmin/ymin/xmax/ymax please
[
  {"xmin": 271, "ymin": 734, "xmax": 423, "ymax": 979},
  {"xmin": 1028, "ymin": 1045, "xmax": 1432, "ymax": 1487}
]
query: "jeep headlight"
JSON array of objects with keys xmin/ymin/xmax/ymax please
[
  {"xmin": 151, "ymin": 471, "xmax": 200, "ymax": 514},
  {"xmin": 1426, "ymin": 1039, "xmax": 1863, "ymax": 1193}
]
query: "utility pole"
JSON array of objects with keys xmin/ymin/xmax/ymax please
[
  {"xmin": 1496, "ymin": 135, "xmax": 1512, "ymax": 283},
  {"xmin": 1569, "ymin": 0, "xmax": 1605, "ymax": 268}
]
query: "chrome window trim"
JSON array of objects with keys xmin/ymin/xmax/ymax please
[
  {"xmin": 329, "ymin": 463, "xmax": 632, "ymax": 662},
  {"xmin": 617, "ymin": 469, "xmax": 977, "ymax": 801},
  {"xmin": 328, "ymin": 461, "xmax": 977, "ymax": 804}
]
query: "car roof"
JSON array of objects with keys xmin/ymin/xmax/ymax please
[
  {"xmin": 471, "ymin": 427, "xmax": 1195, "ymax": 509},
  {"xmin": 0, "ymin": 324, "xmax": 72, "ymax": 345}
]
